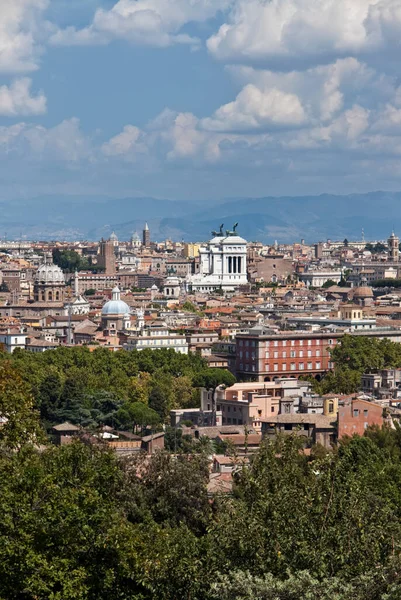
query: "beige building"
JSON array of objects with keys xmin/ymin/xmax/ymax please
[
  {"xmin": 183, "ymin": 243, "xmax": 201, "ymax": 259},
  {"xmin": 201, "ymin": 379, "xmax": 310, "ymax": 430}
]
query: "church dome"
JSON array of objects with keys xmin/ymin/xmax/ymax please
[
  {"xmin": 109, "ymin": 231, "xmax": 118, "ymax": 242},
  {"xmin": 101, "ymin": 286, "xmax": 130, "ymax": 316},
  {"xmin": 35, "ymin": 262, "xmax": 65, "ymax": 284},
  {"xmin": 352, "ymin": 286, "xmax": 373, "ymax": 299}
]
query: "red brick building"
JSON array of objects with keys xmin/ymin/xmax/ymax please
[
  {"xmin": 236, "ymin": 328, "xmax": 401, "ymax": 382},
  {"xmin": 236, "ymin": 330, "xmax": 340, "ymax": 382},
  {"xmin": 337, "ymin": 398, "xmax": 383, "ymax": 439}
]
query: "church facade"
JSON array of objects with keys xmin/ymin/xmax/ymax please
[{"xmin": 190, "ymin": 225, "xmax": 248, "ymax": 292}]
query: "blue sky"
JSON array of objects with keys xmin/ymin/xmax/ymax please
[{"xmin": 2, "ymin": 0, "xmax": 401, "ymax": 202}]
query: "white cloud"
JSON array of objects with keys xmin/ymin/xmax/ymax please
[
  {"xmin": 207, "ymin": 0, "xmax": 401, "ymax": 67},
  {"xmin": 102, "ymin": 125, "xmax": 148, "ymax": 157},
  {"xmin": 0, "ymin": 118, "xmax": 92, "ymax": 162},
  {"xmin": 51, "ymin": 0, "xmax": 231, "ymax": 48},
  {"xmin": 0, "ymin": 78, "xmax": 46, "ymax": 116},
  {"xmin": 202, "ymin": 84, "xmax": 306, "ymax": 132},
  {"xmin": 0, "ymin": 0, "xmax": 50, "ymax": 73}
]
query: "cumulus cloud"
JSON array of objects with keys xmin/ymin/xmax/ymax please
[
  {"xmin": 0, "ymin": 78, "xmax": 46, "ymax": 116},
  {"xmin": 51, "ymin": 0, "xmax": 231, "ymax": 48},
  {"xmin": 202, "ymin": 84, "xmax": 306, "ymax": 132},
  {"xmin": 0, "ymin": 0, "xmax": 50, "ymax": 73},
  {"xmin": 102, "ymin": 125, "xmax": 149, "ymax": 157},
  {"xmin": 207, "ymin": 0, "xmax": 401, "ymax": 67},
  {"xmin": 0, "ymin": 118, "xmax": 92, "ymax": 162}
]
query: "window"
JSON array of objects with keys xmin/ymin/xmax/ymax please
[
  {"xmin": 299, "ymin": 350, "xmax": 304, "ymax": 358},
  {"xmin": 274, "ymin": 351, "xmax": 279, "ymax": 358},
  {"xmin": 316, "ymin": 350, "xmax": 321, "ymax": 357},
  {"xmin": 265, "ymin": 352, "xmax": 270, "ymax": 359},
  {"xmin": 282, "ymin": 351, "xmax": 287, "ymax": 358},
  {"xmin": 291, "ymin": 340, "xmax": 295, "ymax": 346},
  {"xmin": 274, "ymin": 364, "xmax": 279, "ymax": 372},
  {"xmin": 14, "ymin": 338, "xmax": 18, "ymax": 344},
  {"xmin": 282, "ymin": 363, "xmax": 287, "ymax": 371},
  {"xmin": 299, "ymin": 363, "xmax": 304, "ymax": 370},
  {"xmin": 308, "ymin": 339, "xmax": 312, "ymax": 346},
  {"xmin": 299, "ymin": 340, "xmax": 304, "ymax": 346},
  {"xmin": 274, "ymin": 340, "xmax": 279, "ymax": 347},
  {"xmin": 308, "ymin": 350, "xmax": 312, "ymax": 358},
  {"xmin": 316, "ymin": 362, "xmax": 321, "ymax": 369},
  {"xmin": 329, "ymin": 339, "xmax": 333, "ymax": 345},
  {"xmin": 291, "ymin": 363, "xmax": 296, "ymax": 371},
  {"xmin": 290, "ymin": 350, "xmax": 296, "ymax": 358},
  {"xmin": 308, "ymin": 362, "xmax": 313, "ymax": 370},
  {"xmin": 364, "ymin": 409, "xmax": 368, "ymax": 417},
  {"xmin": 353, "ymin": 409, "xmax": 359, "ymax": 417},
  {"xmin": 282, "ymin": 340, "xmax": 287, "ymax": 347}
]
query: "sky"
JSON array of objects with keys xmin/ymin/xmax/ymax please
[{"xmin": 3, "ymin": 0, "xmax": 401, "ymax": 202}]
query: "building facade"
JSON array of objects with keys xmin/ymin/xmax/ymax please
[
  {"xmin": 236, "ymin": 326, "xmax": 401, "ymax": 382},
  {"xmin": 191, "ymin": 225, "xmax": 248, "ymax": 292}
]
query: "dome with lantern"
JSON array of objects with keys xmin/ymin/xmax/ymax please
[
  {"xmin": 35, "ymin": 262, "xmax": 65, "ymax": 284},
  {"xmin": 34, "ymin": 256, "xmax": 66, "ymax": 303},
  {"xmin": 101, "ymin": 286, "xmax": 130, "ymax": 316}
]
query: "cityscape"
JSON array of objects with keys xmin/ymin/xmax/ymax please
[{"xmin": 4, "ymin": 0, "xmax": 401, "ymax": 597}]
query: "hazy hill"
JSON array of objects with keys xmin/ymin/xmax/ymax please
[{"xmin": 2, "ymin": 191, "xmax": 400, "ymax": 242}]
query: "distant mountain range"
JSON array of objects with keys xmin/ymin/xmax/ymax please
[{"xmin": 2, "ymin": 191, "xmax": 400, "ymax": 243}]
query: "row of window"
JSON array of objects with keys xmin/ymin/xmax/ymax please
[
  {"xmin": 238, "ymin": 362, "xmax": 326, "ymax": 372},
  {"xmin": 238, "ymin": 338, "xmax": 335, "ymax": 348},
  {"xmin": 266, "ymin": 350, "xmax": 321, "ymax": 359},
  {"xmin": 273, "ymin": 362, "xmax": 322, "ymax": 371}
]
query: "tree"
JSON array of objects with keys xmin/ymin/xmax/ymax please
[
  {"xmin": 52, "ymin": 249, "xmax": 89, "ymax": 272},
  {"xmin": 182, "ymin": 300, "xmax": 202, "ymax": 314},
  {"xmin": 322, "ymin": 279, "xmax": 337, "ymax": 289},
  {"xmin": 194, "ymin": 369, "xmax": 236, "ymax": 426},
  {"xmin": 38, "ymin": 371, "xmax": 63, "ymax": 424},
  {"xmin": 0, "ymin": 362, "xmax": 44, "ymax": 449},
  {"xmin": 148, "ymin": 385, "xmax": 169, "ymax": 421},
  {"xmin": 0, "ymin": 282, "xmax": 9, "ymax": 292},
  {"xmin": 116, "ymin": 401, "xmax": 160, "ymax": 433}
]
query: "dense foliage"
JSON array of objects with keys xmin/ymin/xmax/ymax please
[
  {"xmin": 52, "ymin": 249, "xmax": 103, "ymax": 273},
  {"xmin": 3, "ymin": 390, "xmax": 401, "ymax": 599},
  {"xmin": 312, "ymin": 334, "xmax": 401, "ymax": 394},
  {"xmin": 0, "ymin": 347, "xmax": 218, "ymax": 430},
  {"xmin": 371, "ymin": 279, "xmax": 401, "ymax": 288},
  {"xmin": 365, "ymin": 242, "xmax": 387, "ymax": 254},
  {"xmin": 4, "ymin": 343, "xmax": 401, "ymax": 597}
]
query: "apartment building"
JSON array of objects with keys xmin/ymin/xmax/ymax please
[{"xmin": 236, "ymin": 326, "xmax": 401, "ymax": 382}]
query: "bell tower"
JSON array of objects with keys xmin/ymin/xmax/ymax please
[{"xmin": 388, "ymin": 231, "xmax": 399, "ymax": 262}]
